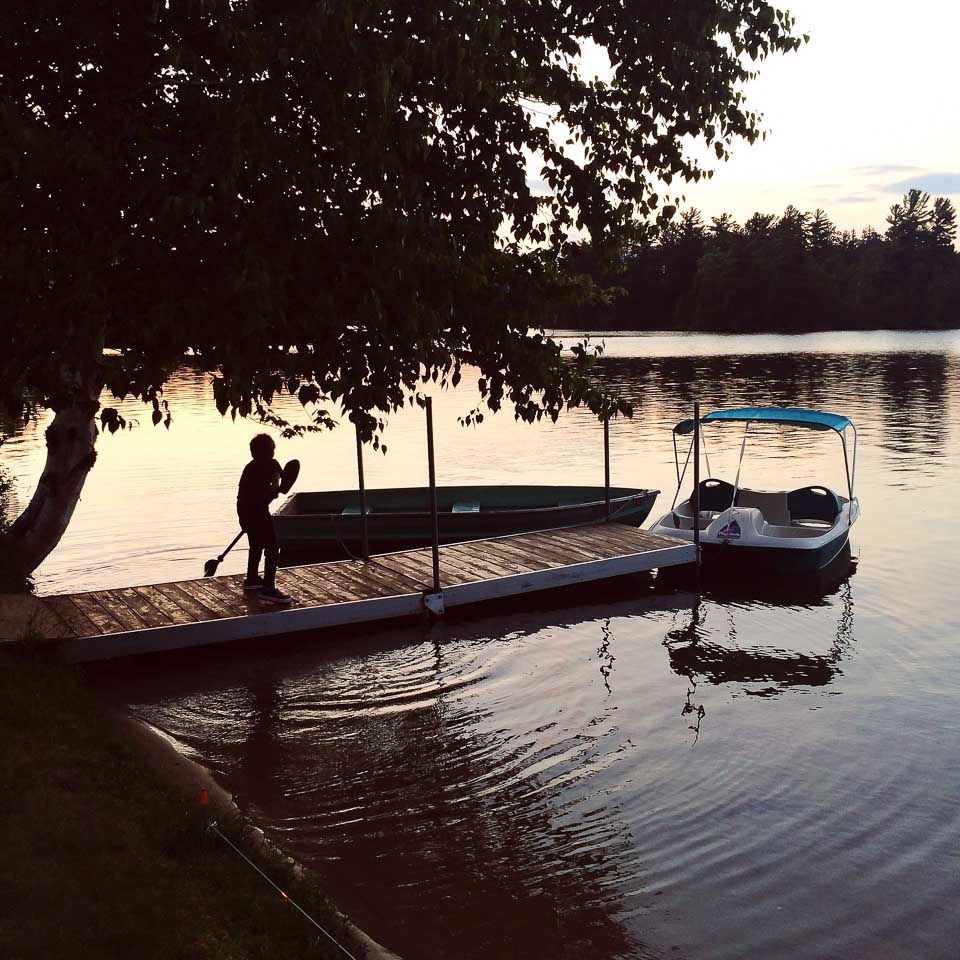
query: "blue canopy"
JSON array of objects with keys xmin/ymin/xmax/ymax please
[{"xmin": 674, "ymin": 407, "xmax": 852, "ymax": 434}]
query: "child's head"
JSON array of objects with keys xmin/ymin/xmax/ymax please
[{"xmin": 249, "ymin": 433, "xmax": 276, "ymax": 461}]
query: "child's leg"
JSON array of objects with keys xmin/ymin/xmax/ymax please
[
  {"xmin": 246, "ymin": 529, "xmax": 264, "ymax": 582},
  {"xmin": 262, "ymin": 519, "xmax": 279, "ymax": 590}
]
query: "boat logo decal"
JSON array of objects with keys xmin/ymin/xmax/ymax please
[{"xmin": 718, "ymin": 519, "xmax": 741, "ymax": 541}]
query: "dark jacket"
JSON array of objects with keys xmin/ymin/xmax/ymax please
[{"xmin": 237, "ymin": 457, "xmax": 282, "ymax": 515}]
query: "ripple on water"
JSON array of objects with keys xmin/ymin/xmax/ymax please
[{"xmin": 56, "ymin": 334, "xmax": 960, "ymax": 959}]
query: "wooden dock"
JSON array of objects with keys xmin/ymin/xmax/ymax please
[{"xmin": 21, "ymin": 524, "xmax": 694, "ymax": 662}]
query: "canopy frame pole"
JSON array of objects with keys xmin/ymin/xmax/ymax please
[
  {"xmin": 731, "ymin": 422, "xmax": 750, "ymax": 506},
  {"xmin": 672, "ymin": 430, "xmax": 681, "ymax": 487},
  {"xmin": 850, "ymin": 424, "xmax": 858, "ymax": 498},
  {"xmin": 671, "ymin": 435, "xmax": 694, "ymax": 511},
  {"xmin": 840, "ymin": 430, "xmax": 854, "ymax": 503},
  {"xmin": 702, "ymin": 430, "xmax": 712, "ymax": 477}
]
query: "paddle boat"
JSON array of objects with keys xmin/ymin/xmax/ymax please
[
  {"xmin": 649, "ymin": 407, "xmax": 859, "ymax": 575},
  {"xmin": 275, "ymin": 484, "xmax": 659, "ymax": 559}
]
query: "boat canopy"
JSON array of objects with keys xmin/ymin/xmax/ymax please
[{"xmin": 674, "ymin": 407, "xmax": 852, "ymax": 435}]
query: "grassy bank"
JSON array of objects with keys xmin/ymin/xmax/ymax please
[{"xmin": 0, "ymin": 647, "xmax": 351, "ymax": 960}]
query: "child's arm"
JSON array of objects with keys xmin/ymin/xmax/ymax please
[{"xmin": 267, "ymin": 459, "xmax": 282, "ymax": 502}]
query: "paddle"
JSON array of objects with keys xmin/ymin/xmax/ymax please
[
  {"xmin": 279, "ymin": 458, "xmax": 301, "ymax": 494},
  {"xmin": 203, "ymin": 459, "xmax": 301, "ymax": 576},
  {"xmin": 203, "ymin": 531, "xmax": 244, "ymax": 577}
]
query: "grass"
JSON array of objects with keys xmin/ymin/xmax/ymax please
[{"xmin": 0, "ymin": 647, "xmax": 353, "ymax": 960}]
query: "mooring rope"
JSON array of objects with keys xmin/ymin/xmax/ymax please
[{"xmin": 203, "ymin": 810, "xmax": 360, "ymax": 960}]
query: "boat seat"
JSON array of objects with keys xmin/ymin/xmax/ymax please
[
  {"xmin": 734, "ymin": 488, "xmax": 791, "ymax": 526},
  {"xmin": 341, "ymin": 505, "xmax": 373, "ymax": 515},
  {"xmin": 452, "ymin": 501, "xmax": 481, "ymax": 513},
  {"xmin": 696, "ymin": 478, "xmax": 736, "ymax": 512},
  {"xmin": 788, "ymin": 486, "xmax": 841, "ymax": 524}
]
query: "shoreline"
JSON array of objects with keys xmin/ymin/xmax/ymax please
[
  {"xmin": 0, "ymin": 601, "xmax": 404, "ymax": 960},
  {"xmin": 110, "ymin": 708, "xmax": 404, "ymax": 960}
]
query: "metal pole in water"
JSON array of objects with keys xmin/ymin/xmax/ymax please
[
  {"xmin": 692, "ymin": 401, "xmax": 702, "ymax": 590},
  {"xmin": 355, "ymin": 424, "xmax": 369, "ymax": 562},
  {"xmin": 604, "ymin": 415, "xmax": 611, "ymax": 519},
  {"xmin": 425, "ymin": 397, "xmax": 441, "ymax": 595}
]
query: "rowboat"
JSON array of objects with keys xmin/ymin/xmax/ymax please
[
  {"xmin": 649, "ymin": 407, "xmax": 860, "ymax": 576},
  {"xmin": 275, "ymin": 485, "xmax": 659, "ymax": 559}
]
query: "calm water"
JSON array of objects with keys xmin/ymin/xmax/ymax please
[{"xmin": 5, "ymin": 332, "xmax": 960, "ymax": 958}]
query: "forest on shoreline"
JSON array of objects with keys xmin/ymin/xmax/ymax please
[{"xmin": 564, "ymin": 189, "xmax": 960, "ymax": 332}]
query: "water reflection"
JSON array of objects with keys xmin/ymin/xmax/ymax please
[
  {"xmin": 665, "ymin": 552, "xmax": 855, "ymax": 688},
  {"xmin": 660, "ymin": 550, "xmax": 857, "ymax": 747},
  {"xmin": 96, "ymin": 586, "xmax": 696, "ymax": 960},
  {"xmin": 594, "ymin": 350, "xmax": 954, "ymax": 467}
]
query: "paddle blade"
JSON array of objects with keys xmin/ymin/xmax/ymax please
[
  {"xmin": 279, "ymin": 458, "xmax": 301, "ymax": 494},
  {"xmin": 203, "ymin": 557, "xmax": 220, "ymax": 577}
]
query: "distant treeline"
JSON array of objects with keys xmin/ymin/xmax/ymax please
[{"xmin": 563, "ymin": 189, "xmax": 960, "ymax": 331}]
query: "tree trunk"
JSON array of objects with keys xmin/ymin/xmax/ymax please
[{"xmin": 8, "ymin": 391, "xmax": 101, "ymax": 578}]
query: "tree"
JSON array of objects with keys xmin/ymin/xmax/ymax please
[
  {"xmin": 1, "ymin": 0, "xmax": 803, "ymax": 576},
  {"xmin": 931, "ymin": 198, "xmax": 958, "ymax": 248},
  {"xmin": 807, "ymin": 209, "xmax": 837, "ymax": 252},
  {"xmin": 710, "ymin": 213, "xmax": 741, "ymax": 237}
]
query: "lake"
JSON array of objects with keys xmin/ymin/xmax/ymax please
[{"xmin": 4, "ymin": 331, "xmax": 959, "ymax": 959}]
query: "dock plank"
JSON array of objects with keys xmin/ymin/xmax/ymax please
[
  {"xmin": 559, "ymin": 524, "xmax": 656, "ymax": 551},
  {"xmin": 356, "ymin": 563, "xmax": 422, "ymax": 596},
  {"xmin": 502, "ymin": 533, "xmax": 600, "ymax": 566},
  {"xmin": 69, "ymin": 592, "xmax": 129, "ymax": 635},
  {"xmin": 288, "ymin": 566, "xmax": 363, "ymax": 603},
  {"xmin": 116, "ymin": 588, "xmax": 175, "ymax": 629},
  {"xmin": 43, "ymin": 522, "xmax": 694, "ymax": 662},
  {"xmin": 43, "ymin": 596, "xmax": 96, "ymax": 639},
  {"xmin": 368, "ymin": 554, "xmax": 434, "ymax": 591},
  {"xmin": 335, "ymin": 563, "xmax": 405, "ymax": 598},
  {"xmin": 468, "ymin": 539, "xmax": 555, "ymax": 572},
  {"xmin": 191, "ymin": 577, "xmax": 249, "ymax": 614},
  {"xmin": 97, "ymin": 591, "xmax": 155, "ymax": 632},
  {"xmin": 153, "ymin": 582, "xmax": 224, "ymax": 622},
  {"xmin": 437, "ymin": 543, "xmax": 525, "ymax": 578},
  {"xmin": 136, "ymin": 585, "xmax": 197, "ymax": 625},
  {"xmin": 387, "ymin": 549, "xmax": 482, "ymax": 586},
  {"xmin": 441, "ymin": 542, "xmax": 540, "ymax": 577},
  {"xmin": 279, "ymin": 568, "xmax": 345, "ymax": 605},
  {"xmin": 306, "ymin": 566, "xmax": 375, "ymax": 601},
  {"xmin": 374, "ymin": 552, "xmax": 437, "ymax": 585},
  {"xmin": 183, "ymin": 578, "xmax": 249, "ymax": 617}
]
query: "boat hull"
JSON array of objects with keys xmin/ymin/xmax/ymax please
[
  {"xmin": 698, "ymin": 526, "xmax": 851, "ymax": 577},
  {"xmin": 275, "ymin": 485, "xmax": 659, "ymax": 561}
]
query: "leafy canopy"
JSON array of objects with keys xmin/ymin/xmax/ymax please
[{"xmin": 1, "ymin": 0, "xmax": 802, "ymax": 438}]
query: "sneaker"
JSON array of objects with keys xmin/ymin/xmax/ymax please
[
  {"xmin": 243, "ymin": 576, "xmax": 264, "ymax": 592},
  {"xmin": 260, "ymin": 587, "xmax": 294, "ymax": 605}
]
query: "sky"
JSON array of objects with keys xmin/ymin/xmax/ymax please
[{"xmin": 582, "ymin": 0, "xmax": 960, "ymax": 234}]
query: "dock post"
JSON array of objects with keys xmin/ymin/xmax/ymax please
[
  {"xmin": 604, "ymin": 415, "xmax": 611, "ymax": 519},
  {"xmin": 692, "ymin": 401, "xmax": 702, "ymax": 590},
  {"xmin": 425, "ymin": 397, "xmax": 442, "ymax": 599},
  {"xmin": 355, "ymin": 425, "xmax": 369, "ymax": 561}
]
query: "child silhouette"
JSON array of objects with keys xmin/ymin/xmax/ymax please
[{"xmin": 237, "ymin": 433, "xmax": 293, "ymax": 605}]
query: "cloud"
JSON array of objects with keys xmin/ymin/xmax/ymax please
[
  {"xmin": 526, "ymin": 177, "xmax": 552, "ymax": 196},
  {"xmin": 854, "ymin": 164, "xmax": 924, "ymax": 176},
  {"xmin": 833, "ymin": 193, "xmax": 879, "ymax": 204},
  {"xmin": 885, "ymin": 172, "xmax": 960, "ymax": 195}
]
